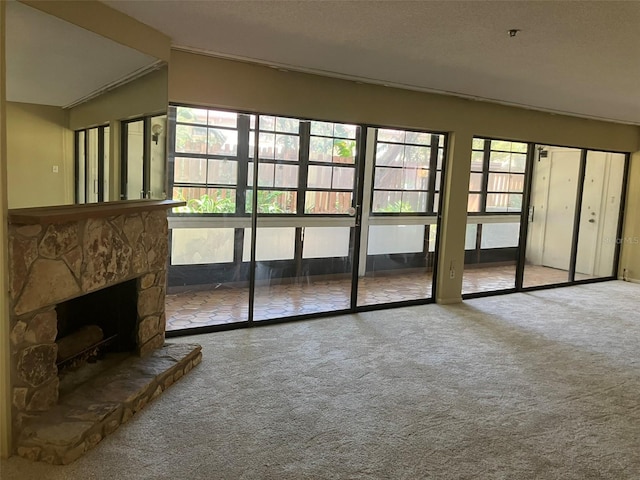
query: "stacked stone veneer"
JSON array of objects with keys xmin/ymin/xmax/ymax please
[{"xmin": 8, "ymin": 210, "xmax": 169, "ymax": 440}]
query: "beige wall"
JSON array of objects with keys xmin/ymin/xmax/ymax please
[
  {"xmin": 69, "ymin": 67, "xmax": 168, "ymax": 130},
  {"xmin": 6, "ymin": 102, "xmax": 73, "ymax": 208},
  {"xmin": 169, "ymin": 50, "xmax": 640, "ymax": 301},
  {"xmin": 619, "ymin": 151, "xmax": 640, "ymax": 282},
  {"xmin": 169, "ymin": 51, "xmax": 640, "ymax": 152},
  {"xmin": 0, "ymin": 0, "xmax": 11, "ymax": 459},
  {"xmin": 20, "ymin": 0, "xmax": 171, "ymax": 62}
]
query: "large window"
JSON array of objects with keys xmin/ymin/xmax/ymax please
[
  {"xmin": 372, "ymin": 129, "xmax": 444, "ymax": 214},
  {"xmin": 173, "ymin": 107, "xmax": 242, "ymax": 213},
  {"xmin": 468, "ymin": 138, "xmax": 527, "ymax": 213},
  {"xmin": 171, "ymin": 107, "xmax": 359, "ymax": 216}
]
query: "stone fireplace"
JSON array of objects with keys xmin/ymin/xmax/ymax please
[{"xmin": 7, "ymin": 200, "xmax": 201, "ymax": 464}]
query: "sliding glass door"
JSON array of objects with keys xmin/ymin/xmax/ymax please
[
  {"xmin": 165, "ymin": 106, "xmax": 448, "ymax": 333},
  {"xmin": 523, "ymin": 145, "xmax": 627, "ymax": 288}
]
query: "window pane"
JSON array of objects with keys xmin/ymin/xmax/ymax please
[
  {"xmin": 333, "ymin": 139, "xmax": 356, "ymax": 164},
  {"xmin": 275, "ymin": 134, "xmax": 299, "ymax": 161},
  {"xmin": 274, "ymin": 164, "xmax": 299, "ymax": 188},
  {"xmin": 334, "ymin": 123, "xmax": 357, "ymax": 139},
  {"xmin": 405, "ymin": 131, "xmax": 431, "ymax": 145},
  {"xmin": 468, "ymin": 193, "xmax": 482, "ymax": 212},
  {"xmin": 465, "ymin": 224, "xmax": 478, "ymax": 249},
  {"xmin": 376, "ymin": 143, "xmax": 404, "ymax": 166},
  {"xmin": 305, "ymin": 191, "xmax": 352, "ymax": 214},
  {"xmin": 208, "ymin": 128, "xmax": 238, "ymax": 156},
  {"xmin": 472, "ymin": 138, "xmax": 485, "ymax": 150},
  {"xmin": 247, "ymin": 163, "xmax": 274, "ymax": 187},
  {"xmin": 171, "ymin": 228, "xmax": 235, "ymax": 265},
  {"xmin": 173, "ymin": 187, "xmax": 236, "ymax": 213},
  {"xmin": 275, "ymin": 117, "xmax": 299, "ymax": 133},
  {"xmin": 253, "ymin": 132, "xmax": 275, "ymax": 158},
  {"xmin": 308, "ymin": 165, "xmax": 332, "ymax": 188},
  {"xmin": 372, "ymin": 190, "xmax": 403, "ymax": 212},
  {"xmin": 332, "ymin": 167, "xmax": 355, "ymax": 189},
  {"xmin": 435, "ymin": 171, "xmax": 442, "ymax": 191},
  {"xmin": 208, "ymin": 110, "xmax": 237, "ymax": 128},
  {"xmin": 174, "ymin": 157, "xmax": 207, "ymax": 183},
  {"xmin": 509, "ymin": 174, "xmax": 525, "ymax": 192},
  {"xmin": 402, "ymin": 168, "xmax": 429, "ymax": 190},
  {"xmin": 309, "ymin": 137, "xmax": 333, "ymax": 162},
  {"xmin": 488, "ymin": 173, "xmax": 510, "ymax": 192},
  {"xmin": 480, "ymin": 223, "xmax": 520, "ymax": 248},
  {"xmin": 246, "ymin": 190, "xmax": 296, "ymax": 214},
  {"xmin": 469, "ymin": 172, "xmax": 483, "ymax": 191},
  {"xmin": 470, "ymin": 151, "xmax": 484, "ymax": 171},
  {"xmin": 437, "ymin": 148, "xmax": 444, "ymax": 169},
  {"xmin": 310, "ymin": 121, "xmax": 333, "ymax": 136},
  {"xmin": 486, "ymin": 193, "xmax": 509, "ymax": 212},
  {"xmin": 378, "ymin": 129, "xmax": 405, "ymax": 143},
  {"xmin": 491, "ymin": 140, "xmax": 512, "ymax": 151},
  {"xmin": 303, "ymin": 227, "xmax": 351, "ymax": 258},
  {"xmin": 259, "ymin": 116, "xmax": 275, "ymax": 131},
  {"xmin": 375, "ymin": 167, "xmax": 403, "ymax": 190},
  {"xmin": 175, "ymin": 125, "xmax": 207, "ymax": 154},
  {"xmin": 243, "ymin": 227, "xmax": 295, "ymax": 261},
  {"xmin": 176, "ymin": 107, "xmax": 207, "ymax": 124},
  {"xmin": 402, "ymin": 191, "xmax": 427, "ymax": 212},
  {"xmin": 489, "ymin": 151, "xmax": 511, "ymax": 172},
  {"xmin": 367, "ymin": 225, "xmax": 424, "ymax": 254},
  {"xmin": 511, "ymin": 142, "xmax": 528, "ymax": 153},
  {"xmin": 508, "ymin": 194, "xmax": 523, "ymax": 212},
  {"xmin": 405, "ymin": 146, "xmax": 430, "ymax": 168},
  {"xmin": 207, "ymin": 159, "xmax": 237, "ymax": 185},
  {"xmin": 511, "ymin": 153, "xmax": 527, "ymax": 173}
]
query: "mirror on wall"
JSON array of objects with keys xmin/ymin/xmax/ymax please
[{"xmin": 5, "ymin": 1, "xmax": 168, "ymax": 208}]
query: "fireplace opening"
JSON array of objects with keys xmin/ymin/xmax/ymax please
[{"xmin": 55, "ymin": 279, "xmax": 138, "ymax": 373}]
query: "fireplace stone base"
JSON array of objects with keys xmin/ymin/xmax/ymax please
[{"xmin": 16, "ymin": 343, "xmax": 202, "ymax": 465}]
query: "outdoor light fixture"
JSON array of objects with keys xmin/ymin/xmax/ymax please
[{"xmin": 151, "ymin": 123, "xmax": 164, "ymax": 144}]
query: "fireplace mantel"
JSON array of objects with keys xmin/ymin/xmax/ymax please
[{"xmin": 8, "ymin": 199, "xmax": 185, "ymax": 225}]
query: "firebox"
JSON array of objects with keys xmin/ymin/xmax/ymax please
[{"xmin": 55, "ymin": 279, "xmax": 138, "ymax": 373}]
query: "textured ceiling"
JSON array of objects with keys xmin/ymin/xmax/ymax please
[
  {"xmin": 6, "ymin": 1, "xmax": 158, "ymax": 107},
  {"xmin": 104, "ymin": 0, "xmax": 640, "ymax": 125}
]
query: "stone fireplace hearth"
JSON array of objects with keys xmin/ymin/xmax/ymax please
[{"xmin": 7, "ymin": 200, "xmax": 201, "ymax": 464}]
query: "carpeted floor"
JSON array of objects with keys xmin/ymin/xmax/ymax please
[{"xmin": 2, "ymin": 281, "xmax": 640, "ymax": 479}]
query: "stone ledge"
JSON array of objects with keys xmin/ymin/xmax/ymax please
[{"xmin": 16, "ymin": 343, "xmax": 202, "ymax": 465}]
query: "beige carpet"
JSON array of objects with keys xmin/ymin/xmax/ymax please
[{"xmin": 2, "ymin": 281, "xmax": 640, "ymax": 479}]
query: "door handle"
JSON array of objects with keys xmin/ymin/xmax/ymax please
[{"xmin": 588, "ymin": 219, "xmax": 596, "ymax": 223}]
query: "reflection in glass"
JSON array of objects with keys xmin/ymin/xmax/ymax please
[
  {"xmin": 523, "ymin": 145, "xmax": 581, "ymax": 287},
  {"xmin": 575, "ymin": 151, "xmax": 625, "ymax": 279}
]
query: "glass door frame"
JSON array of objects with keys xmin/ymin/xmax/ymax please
[{"xmin": 515, "ymin": 144, "xmax": 630, "ymax": 292}]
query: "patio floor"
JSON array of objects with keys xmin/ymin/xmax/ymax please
[{"xmin": 165, "ymin": 264, "xmax": 591, "ymax": 332}]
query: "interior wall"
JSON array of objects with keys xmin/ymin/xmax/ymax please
[
  {"xmin": 20, "ymin": 0, "xmax": 171, "ymax": 62},
  {"xmin": 6, "ymin": 102, "xmax": 73, "ymax": 208},
  {"xmin": 68, "ymin": 68, "xmax": 168, "ymax": 130},
  {"xmin": 0, "ymin": 0, "xmax": 11, "ymax": 459},
  {"xmin": 620, "ymin": 151, "xmax": 640, "ymax": 282}
]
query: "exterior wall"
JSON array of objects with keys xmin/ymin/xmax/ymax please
[
  {"xmin": 6, "ymin": 102, "xmax": 73, "ymax": 209},
  {"xmin": 169, "ymin": 50, "xmax": 640, "ymax": 302}
]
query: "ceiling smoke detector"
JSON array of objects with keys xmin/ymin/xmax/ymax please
[{"xmin": 508, "ymin": 29, "xmax": 521, "ymax": 38}]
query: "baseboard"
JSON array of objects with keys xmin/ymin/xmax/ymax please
[{"xmin": 619, "ymin": 276, "xmax": 640, "ymax": 284}]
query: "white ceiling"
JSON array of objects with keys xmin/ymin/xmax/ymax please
[
  {"xmin": 103, "ymin": 0, "xmax": 640, "ymax": 126},
  {"xmin": 6, "ymin": 1, "xmax": 159, "ymax": 107}
]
